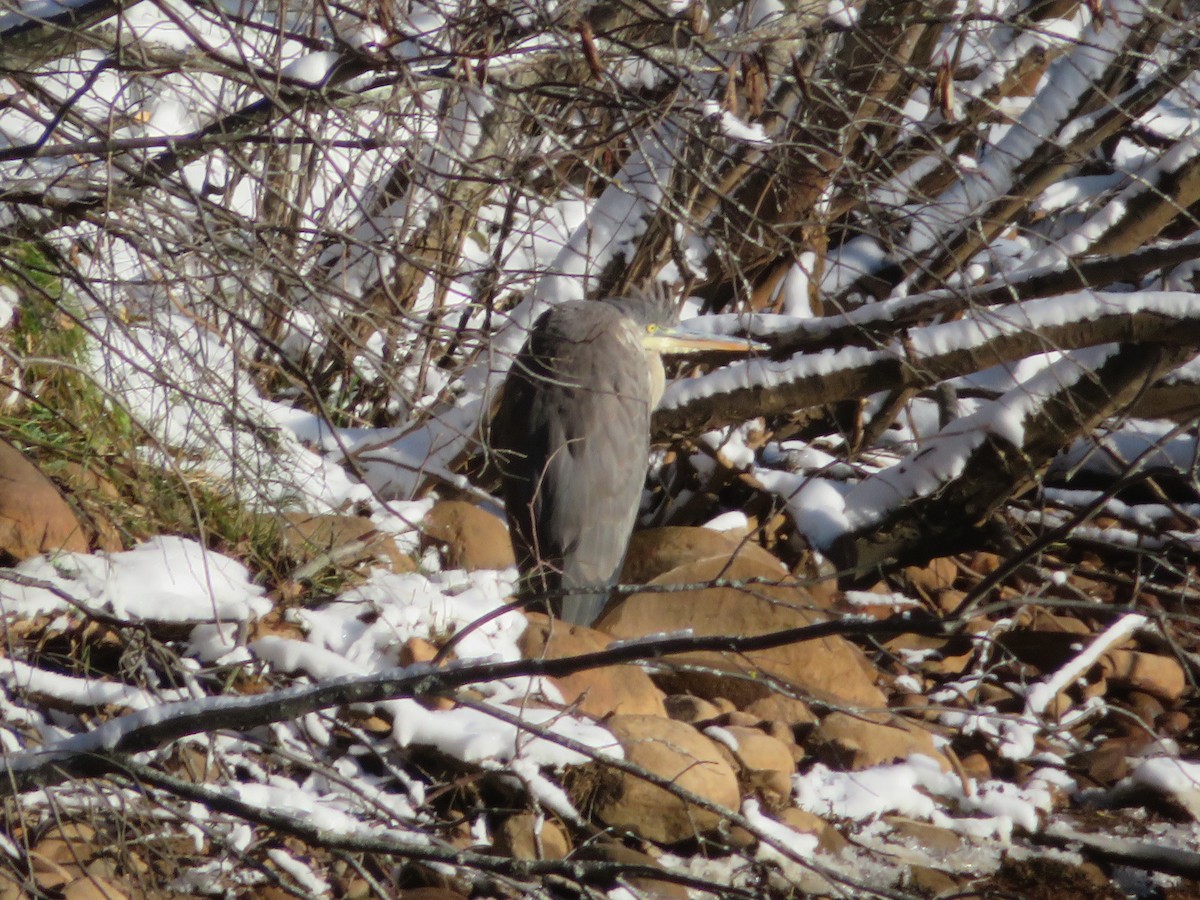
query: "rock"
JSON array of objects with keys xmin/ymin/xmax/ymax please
[
  {"xmin": 958, "ymin": 751, "xmax": 991, "ymax": 783},
  {"xmin": 0, "ymin": 869, "xmax": 26, "ymax": 900},
  {"xmin": 1024, "ymin": 608, "xmax": 1092, "ymax": 636},
  {"xmin": 902, "ymin": 557, "xmax": 958, "ymax": 597},
  {"xmin": 742, "ymin": 694, "xmax": 817, "ymax": 729},
  {"xmin": 620, "ymin": 526, "xmax": 790, "ymax": 589},
  {"xmin": 710, "ymin": 710, "xmax": 762, "ymax": 729},
  {"xmin": 759, "ymin": 718, "xmax": 796, "ymax": 745},
  {"xmin": 809, "ymin": 712, "xmax": 949, "ymax": 771},
  {"xmin": 0, "ymin": 438, "xmax": 89, "ymax": 560},
  {"xmin": 597, "ymin": 557, "xmax": 885, "ymax": 709},
  {"xmin": 1123, "ymin": 691, "xmax": 1165, "ymax": 729},
  {"xmin": 520, "ymin": 613, "xmax": 667, "ymax": 718},
  {"xmin": 63, "ymin": 878, "xmax": 128, "ymax": 900},
  {"xmin": 278, "ymin": 511, "xmax": 414, "ymax": 573},
  {"xmin": 28, "ymin": 852, "xmax": 75, "ymax": 891},
  {"xmin": 965, "ymin": 552, "xmax": 1004, "ymax": 575},
  {"xmin": 714, "ymin": 725, "xmax": 796, "ymax": 777},
  {"xmin": 32, "ymin": 823, "xmax": 98, "ymax": 865},
  {"xmin": 742, "ymin": 768, "xmax": 794, "ymax": 806},
  {"xmin": 664, "ymin": 694, "xmax": 723, "ymax": 724},
  {"xmin": 496, "ymin": 813, "xmax": 570, "ymax": 859},
  {"xmin": 423, "ymin": 500, "xmax": 514, "ymax": 571},
  {"xmin": 593, "ymin": 715, "xmax": 740, "ymax": 843},
  {"xmin": 934, "ymin": 588, "xmax": 968, "ymax": 615},
  {"xmin": 908, "ymin": 865, "xmax": 958, "ymax": 896},
  {"xmin": 1100, "ymin": 650, "xmax": 1186, "ymax": 701},
  {"xmin": 1072, "ymin": 737, "xmax": 1137, "ymax": 785},
  {"xmin": 884, "ymin": 632, "xmax": 975, "ymax": 676},
  {"xmin": 791, "ymin": 551, "xmax": 841, "ymax": 608},
  {"xmin": 777, "ymin": 808, "xmax": 848, "ymax": 854},
  {"xmin": 885, "ymin": 816, "xmax": 963, "ymax": 853},
  {"xmin": 574, "ymin": 840, "xmax": 689, "ymax": 898},
  {"xmin": 1160, "ymin": 709, "xmax": 1190, "ymax": 735}
]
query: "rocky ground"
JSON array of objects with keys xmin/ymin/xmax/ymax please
[{"xmin": 1, "ymin": 445, "xmax": 1200, "ymax": 899}]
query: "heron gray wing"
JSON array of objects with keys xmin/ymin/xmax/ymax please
[
  {"xmin": 541, "ymin": 365, "xmax": 650, "ymax": 625},
  {"xmin": 493, "ymin": 303, "xmax": 653, "ymax": 625}
]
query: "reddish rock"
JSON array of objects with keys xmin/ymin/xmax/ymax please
[
  {"xmin": 710, "ymin": 710, "xmax": 762, "ymax": 729},
  {"xmin": 885, "ymin": 632, "xmax": 975, "ymax": 676},
  {"xmin": 0, "ymin": 438, "xmax": 89, "ymax": 560},
  {"xmin": 908, "ymin": 866, "xmax": 959, "ymax": 896},
  {"xmin": 743, "ymin": 768, "xmax": 794, "ymax": 806},
  {"xmin": 1100, "ymin": 650, "xmax": 1186, "ymax": 701},
  {"xmin": 423, "ymin": 500, "xmax": 514, "ymax": 571},
  {"xmin": 664, "ymin": 694, "xmax": 723, "ymax": 724},
  {"xmin": 520, "ymin": 613, "xmax": 667, "ymax": 718},
  {"xmin": 902, "ymin": 557, "xmax": 958, "ymax": 596},
  {"xmin": 279, "ymin": 511, "xmax": 414, "ymax": 573},
  {"xmin": 742, "ymin": 694, "xmax": 818, "ymax": 728},
  {"xmin": 63, "ymin": 877, "xmax": 128, "ymax": 900},
  {"xmin": 621, "ymin": 526, "xmax": 790, "ymax": 589},
  {"xmin": 958, "ymin": 751, "xmax": 992, "ymax": 783},
  {"xmin": 777, "ymin": 808, "xmax": 848, "ymax": 854},
  {"xmin": 885, "ymin": 816, "xmax": 963, "ymax": 853},
  {"xmin": 598, "ymin": 557, "xmax": 885, "ymax": 709},
  {"xmin": 593, "ymin": 715, "xmax": 740, "ymax": 843},
  {"xmin": 791, "ymin": 551, "xmax": 841, "ymax": 608},
  {"xmin": 399, "ymin": 637, "xmax": 440, "ymax": 666},
  {"xmin": 575, "ymin": 840, "xmax": 689, "ymax": 898},
  {"xmin": 496, "ymin": 813, "xmax": 570, "ymax": 859},
  {"xmin": 1024, "ymin": 608, "xmax": 1092, "ymax": 636},
  {"xmin": 716, "ymin": 725, "xmax": 796, "ymax": 777},
  {"xmin": 1071, "ymin": 735, "xmax": 1143, "ymax": 785},
  {"xmin": 809, "ymin": 712, "xmax": 949, "ymax": 771},
  {"xmin": 1123, "ymin": 691, "xmax": 1165, "ymax": 730}
]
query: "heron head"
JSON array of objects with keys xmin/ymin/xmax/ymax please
[{"xmin": 601, "ymin": 294, "xmax": 766, "ymax": 357}]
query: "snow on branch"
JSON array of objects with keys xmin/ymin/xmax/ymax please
[
  {"xmin": 655, "ymin": 291, "xmax": 1200, "ymax": 438},
  {"xmin": 826, "ymin": 341, "xmax": 1197, "ymax": 575},
  {"xmin": 3, "ymin": 614, "xmax": 941, "ymax": 793}
]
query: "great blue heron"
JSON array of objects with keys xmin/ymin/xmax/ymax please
[{"xmin": 491, "ymin": 293, "xmax": 762, "ymax": 627}]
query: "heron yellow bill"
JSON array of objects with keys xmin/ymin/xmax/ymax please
[{"xmin": 641, "ymin": 324, "xmax": 767, "ymax": 355}]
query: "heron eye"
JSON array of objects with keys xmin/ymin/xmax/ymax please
[{"xmin": 646, "ymin": 324, "xmax": 658, "ymax": 334}]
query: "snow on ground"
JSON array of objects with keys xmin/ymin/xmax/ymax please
[
  {"xmin": 0, "ymin": 531, "xmax": 623, "ymax": 892},
  {"xmin": 0, "ymin": 536, "xmax": 269, "ymax": 623},
  {"xmin": 2, "ymin": 0, "xmax": 1200, "ymax": 894}
]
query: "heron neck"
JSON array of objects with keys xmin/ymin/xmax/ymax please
[{"xmin": 646, "ymin": 350, "xmax": 666, "ymax": 408}]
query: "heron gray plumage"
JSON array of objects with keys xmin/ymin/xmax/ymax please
[{"xmin": 491, "ymin": 293, "xmax": 762, "ymax": 626}]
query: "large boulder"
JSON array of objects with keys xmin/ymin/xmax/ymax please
[
  {"xmin": 278, "ymin": 511, "xmax": 415, "ymax": 573},
  {"xmin": 621, "ymin": 526, "xmax": 791, "ymax": 588},
  {"xmin": 0, "ymin": 439, "xmax": 89, "ymax": 561},
  {"xmin": 519, "ymin": 613, "xmax": 667, "ymax": 718},
  {"xmin": 597, "ymin": 556, "xmax": 886, "ymax": 709},
  {"xmin": 809, "ymin": 711, "xmax": 949, "ymax": 771},
  {"xmin": 592, "ymin": 715, "xmax": 740, "ymax": 843},
  {"xmin": 422, "ymin": 500, "xmax": 514, "ymax": 571}
]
